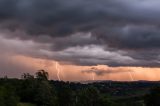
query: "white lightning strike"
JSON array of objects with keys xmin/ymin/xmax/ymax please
[
  {"xmin": 55, "ymin": 62, "xmax": 61, "ymax": 81},
  {"xmin": 128, "ymin": 71, "xmax": 134, "ymax": 81},
  {"xmin": 92, "ymin": 72, "xmax": 95, "ymax": 81},
  {"xmin": 91, "ymin": 67, "xmax": 96, "ymax": 81}
]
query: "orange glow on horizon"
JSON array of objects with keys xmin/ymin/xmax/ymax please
[{"xmin": 8, "ymin": 55, "xmax": 160, "ymax": 81}]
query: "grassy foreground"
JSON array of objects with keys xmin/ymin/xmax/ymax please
[{"xmin": 18, "ymin": 103, "xmax": 36, "ymax": 106}]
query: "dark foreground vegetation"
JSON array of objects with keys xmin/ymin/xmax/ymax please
[{"xmin": 0, "ymin": 70, "xmax": 160, "ymax": 106}]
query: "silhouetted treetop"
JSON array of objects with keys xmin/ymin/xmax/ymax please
[{"xmin": 36, "ymin": 70, "xmax": 49, "ymax": 81}]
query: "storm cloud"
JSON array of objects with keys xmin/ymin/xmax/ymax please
[
  {"xmin": 81, "ymin": 67, "xmax": 134, "ymax": 76},
  {"xmin": 0, "ymin": 0, "xmax": 160, "ymax": 67}
]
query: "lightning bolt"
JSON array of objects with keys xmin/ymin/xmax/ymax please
[
  {"xmin": 55, "ymin": 62, "xmax": 61, "ymax": 81},
  {"xmin": 128, "ymin": 71, "xmax": 134, "ymax": 81},
  {"xmin": 91, "ymin": 67, "xmax": 96, "ymax": 81},
  {"xmin": 92, "ymin": 72, "xmax": 95, "ymax": 81}
]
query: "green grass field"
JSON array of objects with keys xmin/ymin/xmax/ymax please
[{"xmin": 18, "ymin": 103, "xmax": 36, "ymax": 106}]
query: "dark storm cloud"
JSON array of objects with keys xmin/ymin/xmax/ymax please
[
  {"xmin": 0, "ymin": 0, "xmax": 160, "ymax": 66},
  {"xmin": 0, "ymin": 0, "xmax": 109, "ymax": 37},
  {"xmin": 98, "ymin": 25, "xmax": 160, "ymax": 49},
  {"xmin": 50, "ymin": 33, "xmax": 99, "ymax": 51},
  {"xmin": 0, "ymin": 0, "xmax": 160, "ymax": 38}
]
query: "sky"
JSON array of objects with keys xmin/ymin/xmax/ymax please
[{"xmin": 0, "ymin": 0, "xmax": 160, "ymax": 81}]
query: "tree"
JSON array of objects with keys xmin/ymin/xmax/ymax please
[
  {"xmin": 34, "ymin": 70, "xmax": 57, "ymax": 106},
  {"xmin": 0, "ymin": 87, "xmax": 5, "ymax": 106},
  {"xmin": 0, "ymin": 86, "xmax": 19, "ymax": 106},
  {"xmin": 34, "ymin": 81, "xmax": 57, "ymax": 106},
  {"xmin": 99, "ymin": 95, "xmax": 115, "ymax": 106},
  {"xmin": 21, "ymin": 73, "xmax": 34, "ymax": 80},
  {"xmin": 19, "ymin": 70, "xmax": 57, "ymax": 105},
  {"xmin": 36, "ymin": 70, "xmax": 49, "ymax": 80},
  {"xmin": 57, "ymin": 85, "xmax": 74, "ymax": 106},
  {"xmin": 19, "ymin": 73, "xmax": 36, "ymax": 103},
  {"xmin": 76, "ymin": 86, "xmax": 101, "ymax": 106},
  {"xmin": 144, "ymin": 87, "xmax": 160, "ymax": 106}
]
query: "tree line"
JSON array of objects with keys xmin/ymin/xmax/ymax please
[{"xmin": 0, "ymin": 70, "xmax": 160, "ymax": 106}]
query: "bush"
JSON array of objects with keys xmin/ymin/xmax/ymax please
[{"xmin": 0, "ymin": 86, "xmax": 19, "ymax": 106}]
